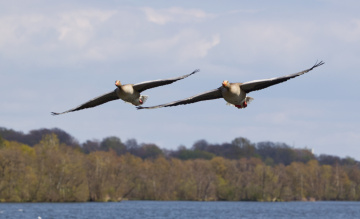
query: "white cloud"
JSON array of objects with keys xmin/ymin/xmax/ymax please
[
  {"xmin": 0, "ymin": 7, "xmax": 219, "ymax": 65},
  {"xmin": 56, "ymin": 9, "xmax": 116, "ymax": 47},
  {"xmin": 0, "ymin": 14, "xmax": 47, "ymax": 47},
  {"xmin": 138, "ymin": 30, "xmax": 220, "ymax": 62},
  {"xmin": 142, "ymin": 7, "xmax": 214, "ymax": 25},
  {"xmin": 0, "ymin": 9, "xmax": 118, "ymax": 64},
  {"xmin": 179, "ymin": 34, "xmax": 220, "ymax": 60}
]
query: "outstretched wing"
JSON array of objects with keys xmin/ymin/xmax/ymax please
[
  {"xmin": 51, "ymin": 89, "xmax": 119, "ymax": 115},
  {"xmin": 133, "ymin": 69, "xmax": 199, "ymax": 93},
  {"xmin": 137, "ymin": 88, "xmax": 222, "ymax": 109},
  {"xmin": 240, "ymin": 61, "xmax": 324, "ymax": 93}
]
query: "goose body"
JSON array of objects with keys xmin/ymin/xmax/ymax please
[
  {"xmin": 51, "ymin": 69, "xmax": 199, "ymax": 115},
  {"xmin": 137, "ymin": 61, "xmax": 324, "ymax": 110},
  {"xmin": 116, "ymin": 84, "xmax": 142, "ymax": 106},
  {"xmin": 221, "ymin": 82, "xmax": 245, "ymax": 106}
]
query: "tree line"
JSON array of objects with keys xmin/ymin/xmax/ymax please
[
  {"xmin": 0, "ymin": 127, "xmax": 356, "ymax": 166},
  {"xmin": 0, "ymin": 129, "xmax": 360, "ymax": 202}
]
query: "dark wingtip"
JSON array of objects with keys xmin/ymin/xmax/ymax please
[
  {"xmin": 51, "ymin": 112, "xmax": 60, "ymax": 116},
  {"xmin": 136, "ymin": 105, "xmax": 160, "ymax": 110},
  {"xmin": 313, "ymin": 60, "xmax": 325, "ymax": 68},
  {"xmin": 190, "ymin": 69, "xmax": 200, "ymax": 76}
]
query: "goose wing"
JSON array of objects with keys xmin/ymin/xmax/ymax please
[
  {"xmin": 240, "ymin": 61, "xmax": 324, "ymax": 93},
  {"xmin": 51, "ymin": 89, "xmax": 118, "ymax": 115},
  {"xmin": 133, "ymin": 69, "xmax": 199, "ymax": 93},
  {"xmin": 137, "ymin": 88, "xmax": 222, "ymax": 109}
]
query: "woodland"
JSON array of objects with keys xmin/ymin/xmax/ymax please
[{"xmin": 0, "ymin": 127, "xmax": 359, "ymax": 202}]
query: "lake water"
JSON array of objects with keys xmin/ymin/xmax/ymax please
[{"xmin": 0, "ymin": 201, "xmax": 359, "ymax": 219}]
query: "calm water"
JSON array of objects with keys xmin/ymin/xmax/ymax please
[{"xmin": 0, "ymin": 201, "xmax": 359, "ymax": 219}]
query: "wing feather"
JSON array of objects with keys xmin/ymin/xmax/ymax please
[
  {"xmin": 133, "ymin": 69, "xmax": 199, "ymax": 93},
  {"xmin": 137, "ymin": 88, "xmax": 222, "ymax": 109},
  {"xmin": 240, "ymin": 61, "xmax": 324, "ymax": 93},
  {"xmin": 51, "ymin": 89, "xmax": 119, "ymax": 115}
]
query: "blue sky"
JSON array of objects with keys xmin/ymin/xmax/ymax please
[{"xmin": 1, "ymin": 0, "xmax": 359, "ymax": 159}]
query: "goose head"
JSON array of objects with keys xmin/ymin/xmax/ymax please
[
  {"xmin": 222, "ymin": 80, "xmax": 230, "ymax": 88},
  {"xmin": 115, "ymin": 80, "xmax": 122, "ymax": 87}
]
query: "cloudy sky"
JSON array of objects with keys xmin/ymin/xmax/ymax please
[{"xmin": 1, "ymin": 0, "xmax": 359, "ymax": 159}]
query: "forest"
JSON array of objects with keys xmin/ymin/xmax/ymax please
[{"xmin": 0, "ymin": 127, "xmax": 359, "ymax": 202}]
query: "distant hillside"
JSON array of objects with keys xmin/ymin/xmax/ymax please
[{"xmin": 0, "ymin": 126, "xmax": 357, "ymax": 167}]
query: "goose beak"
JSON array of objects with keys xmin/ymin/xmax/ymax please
[{"xmin": 222, "ymin": 80, "xmax": 228, "ymax": 87}]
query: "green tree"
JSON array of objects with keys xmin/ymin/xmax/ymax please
[
  {"xmin": 0, "ymin": 141, "xmax": 35, "ymax": 202},
  {"xmin": 100, "ymin": 137, "xmax": 127, "ymax": 155},
  {"xmin": 31, "ymin": 134, "xmax": 88, "ymax": 202},
  {"xmin": 85, "ymin": 150, "xmax": 116, "ymax": 201},
  {"xmin": 232, "ymin": 137, "xmax": 256, "ymax": 158},
  {"xmin": 138, "ymin": 144, "xmax": 163, "ymax": 159},
  {"xmin": 0, "ymin": 135, "xmax": 4, "ymax": 148}
]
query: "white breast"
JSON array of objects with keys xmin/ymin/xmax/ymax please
[
  {"xmin": 221, "ymin": 86, "xmax": 246, "ymax": 105},
  {"xmin": 116, "ymin": 85, "xmax": 141, "ymax": 105}
]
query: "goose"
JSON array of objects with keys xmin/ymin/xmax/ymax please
[
  {"xmin": 137, "ymin": 61, "xmax": 324, "ymax": 110},
  {"xmin": 51, "ymin": 69, "xmax": 199, "ymax": 115}
]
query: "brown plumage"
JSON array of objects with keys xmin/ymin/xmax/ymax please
[
  {"xmin": 137, "ymin": 61, "xmax": 324, "ymax": 110},
  {"xmin": 51, "ymin": 69, "xmax": 199, "ymax": 115}
]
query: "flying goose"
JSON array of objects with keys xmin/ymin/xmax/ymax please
[
  {"xmin": 51, "ymin": 69, "xmax": 199, "ymax": 115},
  {"xmin": 137, "ymin": 61, "xmax": 324, "ymax": 110}
]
